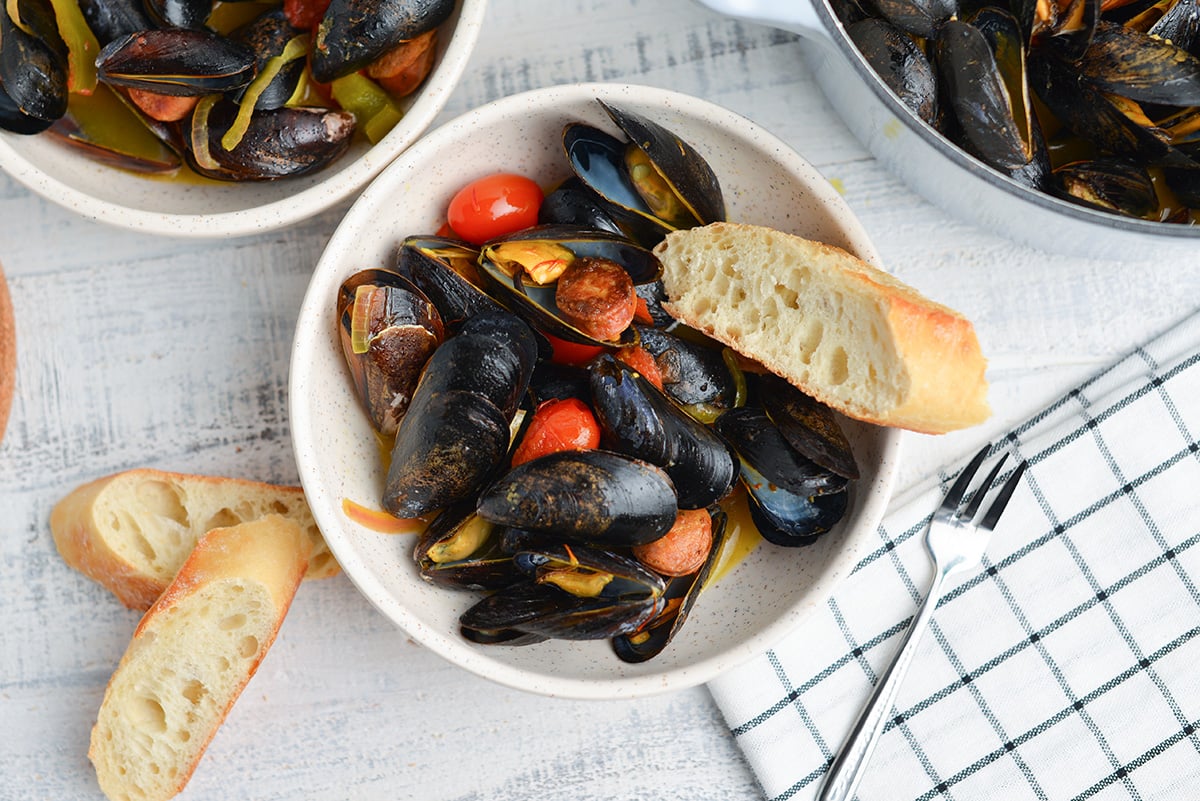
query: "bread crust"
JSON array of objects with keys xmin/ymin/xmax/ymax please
[
  {"xmin": 50, "ymin": 468, "xmax": 338, "ymax": 610},
  {"xmin": 654, "ymin": 222, "xmax": 989, "ymax": 434},
  {"xmin": 88, "ymin": 516, "xmax": 309, "ymax": 801},
  {"xmin": 0, "ymin": 262, "xmax": 14, "ymax": 443}
]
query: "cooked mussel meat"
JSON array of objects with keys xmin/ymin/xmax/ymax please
[
  {"xmin": 414, "ymin": 503, "xmax": 521, "ymax": 591},
  {"xmin": 589, "ymin": 354, "xmax": 735, "ymax": 510},
  {"xmin": 337, "ymin": 268, "xmax": 444, "ymax": 437},
  {"xmin": 511, "ymin": 542, "xmax": 666, "ymax": 601},
  {"xmin": 476, "ymin": 450, "xmax": 678, "ymax": 547}
]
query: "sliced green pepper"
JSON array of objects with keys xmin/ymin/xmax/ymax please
[{"xmin": 330, "ymin": 73, "xmax": 404, "ymax": 144}]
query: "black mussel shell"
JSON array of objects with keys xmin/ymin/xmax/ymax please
[
  {"xmin": 476, "ymin": 450, "xmax": 678, "ymax": 547},
  {"xmin": 511, "ymin": 543, "xmax": 666, "ymax": 601},
  {"xmin": 538, "ymin": 176, "xmax": 626, "ymax": 235},
  {"xmin": 96, "ymin": 29, "xmax": 257, "ymax": 96},
  {"xmin": 1053, "ymin": 158, "xmax": 1158, "ymax": 218},
  {"xmin": 414, "ymin": 503, "xmax": 520, "ymax": 591},
  {"xmin": 866, "ymin": 0, "xmax": 955, "ymax": 38},
  {"xmin": 634, "ymin": 281, "xmax": 675, "ymax": 328},
  {"xmin": 529, "ymin": 361, "xmax": 591, "ymax": 404},
  {"xmin": 311, "ymin": 0, "xmax": 453, "ymax": 82},
  {"xmin": 1164, "ymin": 166, "xmax": 1200, "ymax": 207},
  {"xmin": 232, "ymin": 9, "xmax": 307, "ymax": 111},
  {"xmin": 744, "ymin": 469, "xmax": 849, "ymax": 547},
  {"xmin": 1076, "ymin": 21, "xmax": 1200, "ymax": 107},
  {"xmin": 477, "ymin": 225, "xmax": 662, "ymax": 347},
  {"xmin": 589, "ymin": 354, "xmax": 735, "ymax": 509},
  {"xmin": 395, "ymin": 236, "xmax": 502, "ymax": 331},
  {"xmin": 635, "ymin": 325, "xmax": 738, "ymax": 414},
  {"xmin": 847, "ymin": 18, "xmax": 938, "ymax": 126},
  {"xmin": 144, "ymin": 0, "xmax": 211, "ymax": 29},
  {"xmin": 1149, "ymin": 0, "xmax": 1200, "ymax": 56},
  {"xmin": 77, "ymin": 0, "xmax": 152, "ymax": 46},
  {"xmin": 758, "ymin": 374, "xmax": 859, "ymax": 480},
  {"xmin": 187, "ymin": 101, "xmax": 355, "ymax": 181},
  {"xmin": 384, "ymin": 388, "xmax": 511, "ymax": 518},
  {"xmin": 613, "ymin": 507, "xmax": 728, "ymax": 663},
  {"xmin": 460, "ymin": 582, "xmax": 661, "ymax": 641},
  {"xmin": 460, "ymin": 625, "xmax": 548, "ymax": 647},
  {"xmin": 599, "ymin": 100, "xmax": 726, "ymax": 228},
  {"xmin": 0, "ymin": 2, "xmax": 68, "ymax": 135},
  {"xmin": 713, "ymin": 406, "xmax": 848, "ymax": 497},
  {"xmin": 337, "ymin": 268, "xmax": 444, "ymax": 437}
]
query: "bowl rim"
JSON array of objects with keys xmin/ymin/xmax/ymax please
[
  {"xmin": 290, "ymin": 80, "xmax": 903, "ymax": 699},
  {"xmin": 0, "ymin": 0, "xmax": 487, "ymax": 238}
]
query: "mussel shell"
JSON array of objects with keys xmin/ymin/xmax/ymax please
[
  {"xmin": 529, "ymin": 361, "xmax": 591, "ymax": 404},
  {"xmin": 477, "ymin": 225, "xmax": 662, "ymax": 347},
  {"xmin": 1163, "ymin": 166, "xmax": 1200, "ymax": 206},
  {"xmin": 336, "ymin": 268, "xmax": 444, "ymax": 437},
  {"xmin": 1076, "ymin": 20, "xmax": 1200, "ymax": 106},
  {"xmin": 414, "ymin": 503, "xmax": 520, "ymax": 591},
  {"xmin": 232, "ymin": 9, "xmax": 307, "ymax": 111},
  {"xmin": 383, "ymin": 388, "xmax": 511, "ymax": 518},
  {"xmin": 744, "ymin": 470, "xmax": 849, "ymax": 547},
  {"xmin": 395, "ymin": 236, "xmax": 502, "ymax": 331},
  {"xmin": 589, "ymin": 354, "xmax": 735, "ymax": 509},
  {"xmin": 635, "ymin": 325, "xmax": 737, "ymax": 410},
  {"xmin": 459, "ymin": 581, "xmax": 661, "ymax": 641},
  {"xmin": 866, "ymin": 0, "xmax": 955, "ymax": 38},
  {"xmin": 537, "ymin": 176, "xmax": 626, "ymax": 235},
  {"xmin": 633, "ymin": 281, "xmax": 675, "ymax": 328},
  {"xmin": 713, "ymin": 406, "xmax": 848, "ymax": 497},
  {"xmin": 476, "ymin": 450, "xmax": 678, "ymax": 547},
  {"xmin": 936, "ymin": 18, "xmax": 1032, "ymax": 171},
  {"xmin": 311, "ymin": 0, "xmax": 453, "ymax": 82},
  {"xmin": 599, "ymin": 101, "xmax": 726, "ymax": 227},
  {"xmin": 1149, "ymin": 0, "xmax": 1200, "ymax": 55},
  {"xmin": 0, "ymin": 3, "xmax": 68, "ymax": 135},
  {"xmin": 847, "ymin": 18, "xmax": 938, "ymax": 126},
  {"xmin": 612, "ymin": 507, "xmax": 728, "ymax": 663},
  {"xmin": 511, "ymin": 543, "xmax": 666, "ymax": 601},
  {"xmin": 1053, "ymin": 157, "xmax": 1158, "ymax": 217},
  {"xmin": 758, "ymin": 374, "xmax": 859, "ymax": 480},
  {"xmin": 77, "ymin": 0, "xmax": 152, "ymax": 45},
  {"xmin": 144, "ymin": 0, "xmax": 211, "ymax": 29},
  {"xmin": 96, "ymin": 29, "xmax": 257, "ymax": 96}
]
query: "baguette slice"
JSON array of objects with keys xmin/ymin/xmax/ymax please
[
  {"xmin": 89, "ymin": 515, "xmax": 310, "ymax": 801},
  {"xmin": 652, "ymin": 222, "xmax": 990, "ymax": 434},
  {"xmin": 50, "ymin": 469, "xmax": 338, "ymax": 610}
]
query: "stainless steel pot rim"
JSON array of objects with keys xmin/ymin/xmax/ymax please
[{"xmin": 811, "ymin": 0, "xmax": 1200, "ymax": 241}]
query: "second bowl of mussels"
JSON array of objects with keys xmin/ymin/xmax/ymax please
[{"xmin": 290, "ymin": 82, "xmax": 902, "ymax": 699}]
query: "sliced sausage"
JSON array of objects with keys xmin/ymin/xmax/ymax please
[{"xmin": 554, "ymin": 256, "xmax": 636, "ymax": 342}]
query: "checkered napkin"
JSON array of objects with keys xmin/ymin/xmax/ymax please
[{"xmin": 707, "ymin": 309, "xmax": 1200, "ymax": 801}]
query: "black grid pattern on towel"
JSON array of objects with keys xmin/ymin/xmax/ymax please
[{"xmin": 708, "ymin": 312, "xmax": 1200, "ymax": 801}]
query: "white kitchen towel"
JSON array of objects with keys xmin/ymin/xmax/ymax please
[{"xmin": 708, "ymin": 308, "xmax": 1200, "ymax": 801}]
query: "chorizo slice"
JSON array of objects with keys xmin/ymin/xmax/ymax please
[{"xmin": 554, "ymin": 256, "xmax": 636, "ymax": 342}]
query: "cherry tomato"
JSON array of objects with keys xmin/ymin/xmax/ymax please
[
  {"xmin": 615, "ymin": 346, "xmax": 663, "ymax": 390},
  {"xmin": 447, "ymin": 173, "xmax": 544, "ymax": 245},
  {"xmin": 544, "ymin": 333, "xmax": 606, "ymax": 366},
  {"xmin": 511, "ymin": 398, "xmax": 602, "ymax": 466}
]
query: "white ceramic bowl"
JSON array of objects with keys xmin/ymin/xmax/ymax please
[
  {"xmin": 290, "ymin": 82, "xmax": 902, "ymax": 699},
  {"xmin": 0, "ymin": 0, "xmax": 485, "ymax": 238}
]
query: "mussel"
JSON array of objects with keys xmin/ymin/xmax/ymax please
[
  {"xmin": 395, "ymin": 236, "xmax": 502, "ymax": 332},
  {"xmin": 460, "ymin": 581, "xmax": 662, "ymax": 643},
  {"xmin": 414, "ymin": 503, "xmax": 520, "ymax": 591},
  {"xmin": 0, "ymin": 0, "xmax": 69, "ymax": 135},
  {"xmin": 337, "ymin": 268, "xmax": 444, "ymax": 437},
  {"xmin": 311, "ymin": 0, "xmax": 453, "ymax": 81}
]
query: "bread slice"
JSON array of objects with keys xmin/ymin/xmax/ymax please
[
  {"xmin": 652, "ymin": 222, "xmax": 990, "ymax": 434},
  {"xmin": 50, "ymin": 469, "xmax": 338, "ymax": 610},
  {"xmin": 89, "ymin": 515, "xmax": 309, "ymax": 801}
]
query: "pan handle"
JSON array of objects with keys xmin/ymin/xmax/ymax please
[{"xmin": 692, "ymin": 0, "xmax": 832, "ymax": 41}]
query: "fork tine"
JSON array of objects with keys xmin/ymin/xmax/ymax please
[
  {"xmin": 960, "ymin": 453, "xmax": 1009, "ymax": 520},
  {"xmin": 978, "ymin": 461, "xmax": 1028, "ymax": 530},
  {"xmin": 940, "ymin": 445, "xmax": 991, "ymax": 513}
]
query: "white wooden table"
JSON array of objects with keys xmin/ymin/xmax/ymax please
[{"xmin": 3, "ymin": 1, "xmax": 1198, "ymax": 799}]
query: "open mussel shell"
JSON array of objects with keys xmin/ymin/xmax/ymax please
[
  {"xmin": 96, "ymin": 29, "xmax": 257, "ymax": 96},
  {"xmin": 589, "ymin": 354, "xmax": 736, "ymax": 510},
  {"xmin": 511, "ymin": 543, "xmax": 666, "ymax": 602},
  {"xmin": 395, "ymin": 236, "xmax": 502, "ymax": 331},
  {"xmin": 598, "ymin": 100, "xmax": 726, "ymax": 228},
  {"xmin": 460, "ymin": 582, "xmax": 662, "ymax": 642},
  {"xmin": 713, "ymin": 406, "xmax": 849, "ymax": 497},
  {"xmin": 1076, "ymin": 20, "xmax": 1200, "ymax": 106},
  {"xmin": 537, "ymin": 176, "xmax": 627, "ymax": 235},
  {"xmin": 742, "ymin": 465, "xmax": 850, "ymax": 547},
  {"xmin": 311, "ymin": 0, "xmax": 453, "ymax": 81},
  {"xmin": 758, "ymin": 374, "xmax": 859, "ymax": 480},
  {"xmin": 414, "ymin": 503, "xmax": 521, "ymax": 591},
  {"xmin": 186, "ymin": 101, "xmax": 356, "ymax": 181},
  {"xmin": 336, "ymin": 268, "xmax": 444, "ymax": 437},
  {"xmin": 476, "ymin": 449, "xmax": 678, "ymax": 548},
  {"xmin": 0, "ymin": 1, "xmax": 68, "ymax": 135},
  {"xmin": 847, "ymin": 18, "xmax": 938, "ymax": 126},
  {"xmin": 477, "ymin": 225, "xmax": 662, "ymax": 347},
  {"xmin": 613, "ymin": 507, "xmax": 729, "ymax": 663}
]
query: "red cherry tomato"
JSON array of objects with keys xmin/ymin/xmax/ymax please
[
  {"xmin": 544, "ymin": 333, "xmax": 606, "ymax": 366},
  {"xmin": 447, "ymin": 173, "xmax": 544, "ymax": 245},
  {"xmin": 511, "ymin": 398, "xmax": 602, "ymax": 466}
]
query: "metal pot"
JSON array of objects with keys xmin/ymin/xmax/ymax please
[{"xmin": 696, "ymin": 0, "xmax": 1200, "ymax": 258}]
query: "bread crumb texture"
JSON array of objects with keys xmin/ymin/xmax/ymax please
[{"xmin": 654, "ymin": 223, "xmax": 989, "ymax": 434}]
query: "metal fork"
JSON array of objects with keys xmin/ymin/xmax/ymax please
[{"xmin": 818, "ymin": 445, "xmax": 1027, "ymax": 801}]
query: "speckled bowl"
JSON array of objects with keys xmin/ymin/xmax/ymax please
[
  {"xmin": 0, "ymin": 0, "xmax": 485, "ymax": 238},
  {"xmin": 290, "ymin": 82, "xmax": 902, "ymax": 699}
]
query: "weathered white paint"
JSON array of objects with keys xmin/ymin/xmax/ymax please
[{"xmin": 2, "ymin": 1, "xmax": 1198, "ymax": 799}]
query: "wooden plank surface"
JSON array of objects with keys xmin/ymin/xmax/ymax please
[{"xmin": 2, "ymin": 0, "xmax": 1199, "ymax": 799}]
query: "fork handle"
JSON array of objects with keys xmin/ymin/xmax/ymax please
[{"xmin": 818, "ymin": 566, "xmax": 951, "ymax": 801}]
